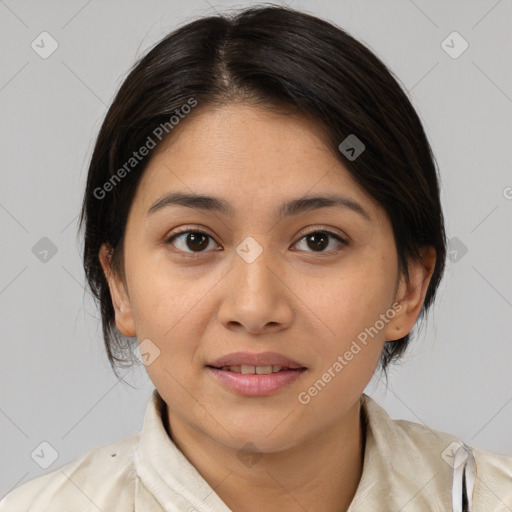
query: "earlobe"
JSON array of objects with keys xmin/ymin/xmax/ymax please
[
  {"xmin": 384, "ymin": 246, "xmax": 436, "ymax": 342},
  {"xmin": 99, "ymin": 244, "xmax": 136, "ymax": 338}
]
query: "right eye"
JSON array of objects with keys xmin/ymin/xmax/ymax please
[{"xmin": 165, "ymin": 229, "xmax": 221, "ymax": 254}]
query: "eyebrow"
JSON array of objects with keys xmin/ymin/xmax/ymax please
[{"xmin": 147, "ymin": 192, "xmax": 371, "ymax": 221}]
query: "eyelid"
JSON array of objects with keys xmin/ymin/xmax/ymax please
[
  {"xmin": 165, "ymin": 224, "xmax": 216, "ymax": 241},
  {"xmin": 294, "ymin": 224, "xmax": 349, "ymax": 244}
]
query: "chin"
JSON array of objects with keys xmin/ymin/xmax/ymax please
[{"xmin": 204, "ymin": 411, "xmax": 307, "ymax": 453}]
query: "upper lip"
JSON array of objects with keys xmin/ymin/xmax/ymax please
[{"xmin": 207, "ymin": 351, "xmax": 306, "ymax": 369}]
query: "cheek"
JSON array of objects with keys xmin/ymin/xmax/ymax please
[
  {"xmin": 294, "ymin": 254, "xmax": 394, "ymax": 415},
  {"xmin": 299, "ymin": 249, "xmax": 397, "ymax": 355},
  {"xmin": 125, "ymin": 249, "xmax": 219, "ymax": 350},
  {"xmin": 124, "ymin": 249, "xmax": 183, "ymax": 333}
]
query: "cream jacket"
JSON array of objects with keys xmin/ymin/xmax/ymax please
[{"xmin": 1, "ymin": 389, "xmax": 511, "ymax": 511}]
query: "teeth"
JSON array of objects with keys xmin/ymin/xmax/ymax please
[
  {"xmin": 219, "ymin": 365, "xmax": 287, "ymax": 374},
  {"xmin": 223, "ymin": 365, "xmax": 240, "ymax": 372},
  {"xmin": 255, "ymin": 365, "xmax": 273, "ymax": 374}
]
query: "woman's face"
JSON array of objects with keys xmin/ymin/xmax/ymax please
[{"xmin": 102, "ymin": 103, "xmax": 431, "ymax": 453}]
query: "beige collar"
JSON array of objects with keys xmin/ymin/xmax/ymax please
[{"xmin": 133, "ymin": 389, "xmax": 461, "ymax": 511}]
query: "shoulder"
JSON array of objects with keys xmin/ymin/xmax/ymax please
[
  {"xmin": 392, "ymin": 413, "xmax": 512, "ymax": 473},
  {"xmin": 360, "ymin": 394, "xmax": 512, "ymax": 508},
  {"xmin": 361, "ymin": 393, "xmax": 466, "ymax": 462},
  {"xmin": 0, "ymin": 433, "xmax": 139, "ymax": 511},
  {"xmin": 363, "ymin": 393, "xmax": 512, "ymax": 470},
  {"xmin": 391, "ymin": 408, "xmax": 512, "ymax": 476},
  {"xmin": 470, "ymin": 444, "xmax": 512, "ymax": 507}
]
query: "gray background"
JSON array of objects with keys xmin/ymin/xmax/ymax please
[{"xmin": 1, "ymin": 0, "xmax": 511, "ymax": 498}]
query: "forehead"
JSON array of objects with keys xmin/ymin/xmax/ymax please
[{"xmin": 134, "ymin": 104, "xmax": 380, "ymax": 217}]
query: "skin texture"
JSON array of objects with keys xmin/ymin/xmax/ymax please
[{"xmin": 100, "ymin": 103, "xmax": 436, "ymax": 511}]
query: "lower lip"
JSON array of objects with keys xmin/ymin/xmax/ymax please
[{"xmin": 206, "ymin": 367, "xmax": 306, "ymax": 396}]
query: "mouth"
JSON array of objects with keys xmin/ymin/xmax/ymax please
[
  {"xmin": 206, "ymin": 351, "xmax": 306, "ymax": 371},
  {"xmin": 205, "ymin": 352, "xmax": 307, "ymax": 396},
  {"xmin": 207, "ymin": 364, "xmax": 305, "ymax": 375}
]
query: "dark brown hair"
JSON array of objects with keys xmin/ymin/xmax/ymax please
[{"xmin": 79, "ymin": 5, "xmax": 446, "ymax": 380}]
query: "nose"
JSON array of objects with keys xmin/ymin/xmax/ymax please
[{"xmin": 216, "ymin": 240, "xmax": 294, "ymax": 335}]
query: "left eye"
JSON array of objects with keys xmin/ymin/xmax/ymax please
[
  {"xmin": 165, "ymin": 229, "xmax": 346, "ymax": 254},
  {"xmin": 293, "ymin": 230, "xmax": 346, "ymax": 253}
]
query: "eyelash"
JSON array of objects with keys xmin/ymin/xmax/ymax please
[{"xmin": 164, "ymin": 226, "xmax": 348, "ymax": 256}]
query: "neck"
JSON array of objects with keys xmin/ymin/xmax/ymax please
[{"xmin": 166, "ymin": 398, "xmax": 366, "ymax": 512}]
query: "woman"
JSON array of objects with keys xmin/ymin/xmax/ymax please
[{"xmin": 2, "ymin": 5, "xmax": 510, "ymax": 511}]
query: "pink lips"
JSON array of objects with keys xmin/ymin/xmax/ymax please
[
  {"xmin": 207, "ymin": 367, "xmax": 306, "ymax": 396},
  {"xmin": 206, "ymin": 351, "xmax": 307, "ymax": 397}
]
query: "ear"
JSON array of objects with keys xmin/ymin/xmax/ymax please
[
  {"xmin": 99, "ymin": 243, "xmax": 136, "ymax": 338},
  {"xmin": 384, "ymin": 246, "xmax": 436, "ymax": 342}
]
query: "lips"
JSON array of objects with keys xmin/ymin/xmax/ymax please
[
  {"xmin": 207, "ymin": 351, "xmax": 306, "ymax": 370},
  {"xmin": 214, "ymin": 364, "xmax": 292, "ymax": 374},
  {"xmin": 206, "ymin": 352, "xmax": 307, "ymax": 396}
]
